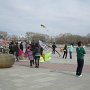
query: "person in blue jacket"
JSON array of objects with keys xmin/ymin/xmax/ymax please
[{"xmin": 69, "ymin": 44, "xmax": 73, "ymax": 59}]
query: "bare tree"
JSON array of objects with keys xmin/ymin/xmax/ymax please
[
  {"xmin": 10, "ymin": 35, "xmax": 18, "ymax": 41},
  {"xmin": 55, "ymin": 33, "xmax": 89, "ymax": 45},
  {"xmin": 25, "ymin": 32, "xmax": 50, "ymax": 42},
  {"xmin": 86, "ymin": 33, "xmax": 90, "ymax": 44},
  {"xmin": 0, "ymin": 31, "xmax": 8, "ymax": 40}
]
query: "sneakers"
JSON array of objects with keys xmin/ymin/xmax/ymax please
[
  {"xmin": 76, "ymin": 74, "xmax": 82, "ymax": 77},
  {"xmin": 78, "ymin": 75, "xmax": 82, "ymax": 77}
]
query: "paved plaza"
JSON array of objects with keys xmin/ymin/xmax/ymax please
[{"xmin": 0, "ymin": 47, "xmax": 90, "ymax": 90}]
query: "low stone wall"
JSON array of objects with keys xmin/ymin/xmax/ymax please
[{"xmin": 0, "ymin": 54, "xmax": 15, "ymax": 68}]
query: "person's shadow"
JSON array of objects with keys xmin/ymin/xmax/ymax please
[{"xmin": 50, "ymin": 70, "xmax": 76, "ymax": 77}]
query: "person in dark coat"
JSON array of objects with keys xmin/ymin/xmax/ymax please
[
  {"xmin": 52, "ymin": 42, "xmax": 57, "ymax": 54},
  {"xmin": 9, "ymin": 41, "xmax": 15, "ymax": 55},
  {"xmin": 34, "ymin": 42, "xmax": 41, "ymax": 68},
  {"xmin": 20, "ymin": 42, "xmax": 23, "ymax": 51},
  {"xmin": 15, "ymin": 42, "xmax": 20, "ymax": 62},
  {"xmin": 63, "ymin": 44, "xmax": 68, "ymax": 59}
]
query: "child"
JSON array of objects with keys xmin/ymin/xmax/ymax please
[{"xmin": 27, "ymin": 47, "xmax": 34, "ymax": 67}]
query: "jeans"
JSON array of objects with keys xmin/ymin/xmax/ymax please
[
  {"xmin": 69, "ymin": 51, "xmax": 72, "ymax": 59},
  {"xmin": 34, "ymin": 56, "xmax": 40, "ymax": 68}
]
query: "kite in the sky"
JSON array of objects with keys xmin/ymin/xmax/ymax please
[
  {"xmin": 41, "ymin": 24, "xmax": 48, "ymax": 31},
  {"xmin": 41, "ymin": 24, "xmax": 46, "ymax": 28}
]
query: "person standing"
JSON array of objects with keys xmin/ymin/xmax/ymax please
[
  {"xmin": 52, "ymin": 42, "xmax": 57, "ymax": 54},
  {"xmin": 69, "ymin": 44, "xmax": 73, "ymax": 59},
  {"xmin": 76, "ymin": 41, "xmax": 86, "ymax": 77},
  {"xmin": 34, "ymin": 42, "xmax": 41, "ymax": 68},
  {"xmin": 20, "ymin": 42, "xmax": 23, "ymax": 51},
  {"xmin": 63, "ymin": 44, "xmax": 68, "ymax": 59},
  {"xmin": 9, "ymin": 41, "xmax": 15, "ymax": 55},
  {"xmin": 27, "ymin": 46, "xmax": 34, "ymax": 67},
  {"xmin": 15, "ymin": 42, "xmax": 20, "ymax": 62}
]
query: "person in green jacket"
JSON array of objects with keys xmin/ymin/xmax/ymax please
[{"xmin": 76, "ymin": 41, "xmax": 86, "ymax": 77}]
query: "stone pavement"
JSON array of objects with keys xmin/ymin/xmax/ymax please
[
  {"xmin": 0, "ymin": 64, "xmax": 90, "ymax": 90},
  {"xmin": 0, "ymin": 47, "xmax": 90, "ymax": 90}
]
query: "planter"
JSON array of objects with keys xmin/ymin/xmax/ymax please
[{"xmin": 0, "ymin": 54, "xmax": 15, "ymax": 68}]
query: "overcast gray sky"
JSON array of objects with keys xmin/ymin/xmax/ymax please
[{"xmin": 0, "ymin": 0, "xmax": 90, "ymax": 36}]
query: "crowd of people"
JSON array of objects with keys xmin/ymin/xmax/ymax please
[
  {"xmin": 9, "ymin": 41, "xmax": 43, "ymax": 68},
  {"xmin": 8, "ymin": 40, "xmax": 86, "ymax": 77},
  {"xmin": 51, "ymin": 41, "xmax": 86, "ymax": 77}
]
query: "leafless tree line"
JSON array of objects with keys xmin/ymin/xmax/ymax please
[
  {"xmin": 0, "ymin": 31, "xmax": 90, "ymax": 45},
  {"xmin": 55, "ymin": 33, "xmax": 90, "ymax": 45}
]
